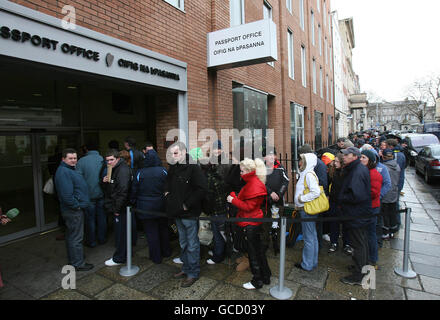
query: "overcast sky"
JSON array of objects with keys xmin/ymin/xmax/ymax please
[{"xmin": 331, "ymin": 0, "xmax": 440, "ymax": 102}]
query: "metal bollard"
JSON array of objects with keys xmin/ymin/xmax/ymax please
[
  {"xmin": 120, "ymin": 206, "xmax": 140, "ymax": 277},
  {"xmin": 394, "ymin": 208, "xmax": 417, "ymax": 279},
  {"xmin": 270, "ymin": 216, "xmax": 293, "ymax": 300}
]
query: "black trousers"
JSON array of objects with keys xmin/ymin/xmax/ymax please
[
  {"xmin": 381, "ymin": 202, "xmax": 398, "ymax": 235},
  {"xmin": 346, "ymin": 226, "xmax": 369, "ymax": 280},
  {"xmin": 245, "ymin": 225, "xmax": 272, "ymax": 287}
]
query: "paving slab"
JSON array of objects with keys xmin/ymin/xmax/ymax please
[
  {"xmin": 95, "ymin": 283, "xmax": 156, "ymax": 300},
  {"xmin": 0, "ymin": 282, "xmax": 36, "ymax": 300},
  {"xmin": 76, "ymin": 273, "xmax": 114, "ymax": 297},
  {"xmin": 390, "ymin": 238, "xmax": 440, "ymax": 258},
  {"xmin": 126, "ymin": 263, "xmax": 178, "ymax": 293},
  {"xmin": 324, "ymin": 270, "xmax": 369, "ymax": 300},
  {"xmin": 419, "ymin": 275, "xmax": 440, "ymax": 295},
  {"xmin": 405, "ymin": 288, "xmax": 440, "ymax": 300},
  {"xmin": 204, "ymin": 282, "xmax": 268, "ymax": 300},
  {"xmin": 412, "ymin": 263, "xmax": 440, "ymax": 279},
  {"xmin": 410, "ymin": 224, "xmax": 440, "ymax": 234},
  {"xmin": 370, "ymin": 282, "xmax": 406, "ymax": 300},
  {"xmin": 295, "ymin": 285, "xmax": 349, "ymax": 300},
  {"xmin": 150, "ymin": 276, "xmax": 218, "ymax": 300},
  {"xmin": 286, "ymin": 265, "xmax": 328, "ymax": 290},
  {"xmin": 410, "ymin": 252, "xmax": 440, "ymax": 268},
  {"xmin": 41, "ymin": 289, "xmax": 91, "ymax": 300}
]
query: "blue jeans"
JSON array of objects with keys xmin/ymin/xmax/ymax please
[
  {"xmin": 85, "ymin": 198, "xmax": 106, "ymax": 246},
  {"xmin": 211, "ymin": 215, "xmax": 226, "ymax": 263},
  {"xmin": 299, "ymin": 209, "xmax": 318, "ymax": 271},
  {"xmin": 61, "ymin": 209, "xmax": 85, "ymax": 267},
  {"xmin": 176, "ymin": 218, "xmax": 200, "ymax": 278},
  {"xmin": 367, "ymin": 208, "xmax": 379, "ymax": 264}
]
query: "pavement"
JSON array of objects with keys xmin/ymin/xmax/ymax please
[{"xmin": 1, "ymin": 167, "xmax": 440, "ymax": 301}]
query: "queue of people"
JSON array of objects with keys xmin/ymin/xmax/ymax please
[{"xmin": 51, "ymin": 131, "xmax": 406, "ymax": 290}]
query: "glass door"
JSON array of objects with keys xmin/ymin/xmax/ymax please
[{"xmin": 0, "ymin": 134, "xmax": 39, "ymax": 242}]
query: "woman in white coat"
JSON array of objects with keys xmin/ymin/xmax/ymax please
[{"xmin": 294, "ymin": 153, "xmax": 321, "ymax": 271}]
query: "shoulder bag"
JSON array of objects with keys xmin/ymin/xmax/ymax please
[{"xmin": 303, "ymin": 172, "xmax": 329, "ymax": 215}]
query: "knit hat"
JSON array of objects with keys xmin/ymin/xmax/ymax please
[
  {"xmin": 361, "ymin": 150, "xmax": 376, "ymax": 164},
  {"xmin": 298, "ymin": 144, "xmax": 313, "ymax": 154},
  {"xmin": 321, "ymin": 152, "xmax": 335, "ymax": 165}
]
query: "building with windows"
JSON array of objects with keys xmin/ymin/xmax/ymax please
[
  {"xmin": 366, "ymin": 101, "xmax": 435, "ymax": 132},
  {"xmin": 332, "ymin": 15, "xmax": 367, "ymax": 133},
  {"xmin": 0, "ymin": 0, "xmax": 335, "ymax": 244}
]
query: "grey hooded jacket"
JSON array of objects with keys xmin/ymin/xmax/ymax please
[{"xmin": 382, "ymin": 159, "xmax": 401, "ymax": 203}]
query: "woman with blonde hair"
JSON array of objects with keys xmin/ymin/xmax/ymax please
[{"xmin": 227, "ymin": 158, "xmax": 271, "ymax": 290}]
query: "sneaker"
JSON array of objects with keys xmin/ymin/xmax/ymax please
[
  {"xmin": 322, "ymin": 234, "xmax": 331, "ymax": 242},
  {"xmin": 343, "ymin": 245, "xmax": 354, "ymax": 255},
  {"xmin": 173, "ymin": 257, "xmax": 183, "ymax": 264},
  {"xmin": 243, "ymin": 282, "xmax": 257, "ymax": 290},
  {"xmin": 328, "ymin": 243, "xmax": 338, "ymax": 253},
  {"xmin": 105, "ymin": 258, "xmax": 122, "ymax": 267},
  {"xmin": 206, "ymin": 259, "xmax": 216, "ymax": 265},
  {"xmin": 340, "ymin": 275, "xmax": 362, "ymax": 286},
  {"xmin": 382, "ymin": 234, "xmax": 390, "ymax": 241}
]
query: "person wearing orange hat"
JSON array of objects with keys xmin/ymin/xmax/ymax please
[{"xmin": 321, "ymin": 152, "xmax": 335, "ymax": 166}]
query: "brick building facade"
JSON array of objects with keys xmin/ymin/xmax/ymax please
[{"xmin": 0, "ymin": 0, "xmax": 335, "ymax": 242}]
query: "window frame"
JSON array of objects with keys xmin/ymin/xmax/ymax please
[
  {"xmin": 287, "ymin": 29, "xmax": 295, "ymax": 79},
  {"xmin": 230, "ymin": 0, "xmax": 245, "ymax": 27},
  {"xmin": 163, "ymin": 0, "xmax": 184, "ymax": 11}
]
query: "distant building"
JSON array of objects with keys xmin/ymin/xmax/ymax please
[{"xmin": 366, "ymin": 101, "xmax": 435, "ymax": 132}]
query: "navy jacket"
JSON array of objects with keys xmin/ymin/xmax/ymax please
[
  {"xmin": 54, "ymin": 161, "xmax": 90, "ymax": 213},
  {"xmin": 338, "ymin": 159, "xmax": 373, "ymax": 229},
  {"xmin": 314, "ymin": 158, "xmax": 329, "ymax": 195},
  {"xmin": 130, "ymin": 150, "xmax": 167, "ymax": 219}
]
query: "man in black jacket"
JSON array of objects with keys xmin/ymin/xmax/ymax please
[
  {"xmin": 101, "ymin": 149, "xmax": 134, "ymax": 266},
  {"xmin": 165, "ymin": 142, "xmax": 208, "ymax": 288},
  {"xmin": 124, "ymin": 136, "xmax": 145, "ymax": 173},
  {"xmin": 339, "ymin": 147, "xmax": 373, "ymax": 286}
]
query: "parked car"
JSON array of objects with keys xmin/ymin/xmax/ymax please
[
  {"xmin": 405, "ymin": 134, "xmax": 440, "ymax": 166},
  {"xmin": 415, "ymin": 144, "xmax": 440, "ymax": 183},
  {"xmin": 422, "ymin": 122, "xmax": 440, "ymax": 141}
]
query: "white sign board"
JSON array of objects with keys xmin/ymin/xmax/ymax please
[
  {"xmin": 0, "ymin": 9, "xmax": 187, "ymax": 92},
  {"xmin": 207, "ymin": 19, "xmax": 277, "ymax": 70}
]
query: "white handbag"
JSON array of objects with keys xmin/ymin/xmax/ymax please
[{"xmin": 43, "ymin": 177, "xmax": 55, "ymax": 195}]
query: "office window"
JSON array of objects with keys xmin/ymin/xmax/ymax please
[
  {"xmin": 264, "ymin": 1, "xmax": 274, "ymax": 67},
  {"xmin": 286, "ymin": 0, "xmax": 292, "ymax": 14},
  {"xmin": 326, "ymin": 74, "xmax": 329, "ymax": 102},
  {"xmin": 331, "ymin": 79, "xmax": 333, "ymax": 103},
  {"xmin": 301, "ymin": 46, "xmax": 307, "ymax": 87},
  {"xmin": 230, "ymin": 0, "xmax": 245, "ymax": 26},
  {"xmin": 299, "ymin": 0, "xmax": 305, "ymax": 31},
  {"xmin": 164, "ymin": 0, "xmax": 184, "ymax": 10},
  {"xmin": 323, "ymin": 1, "xmax": 327, "ymax": 26},
  {"xmin": 312, "ymin": 59, "xmax": 317, "ymax": 94},
  {"xmin": 311, "ymin": 11, "xmax": 315, "ymax": 46},
  {"xmin": 318, "ymin": 25, "xmax": 322, "ymax": 55},
  {"xmin": 320, "ymin": 66, "xmax": 323, "ymax": 98},
  {"xmin": 291, "ymin": 102, "xmax": 305, "ymax": 163},
  {"xmin": 317, "ymin": 0, "xmax": 320, "ymax": 12},
  {"xmin": 325, "ymin": 37, "xmax": 328, "ymax": 64},
  {"xmin": 288, "ymin": 29, "xmax": 294, "ymax": 79}
]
